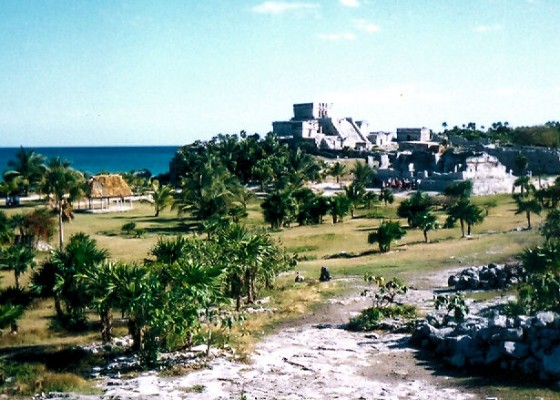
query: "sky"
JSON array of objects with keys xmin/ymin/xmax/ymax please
[{"xmin": 0, "ymin": 0, "xmax": 558, "ymax": 147}]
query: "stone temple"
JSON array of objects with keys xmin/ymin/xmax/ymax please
[{"xmin": 272, "ymin": 102, "xmax": 373, "ymax": 151}]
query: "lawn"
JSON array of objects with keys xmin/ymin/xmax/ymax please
[{"xmin": 0, "ymin": 192, "xmax": 555, "ymax": 398}]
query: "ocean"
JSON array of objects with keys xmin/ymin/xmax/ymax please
[{"xmin": 0, "ymin": 146, "xmax": 180, "ymax": 176}]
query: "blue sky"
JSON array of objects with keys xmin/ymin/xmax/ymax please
[{"xmin": 0, "ymin": 0, "xmax": 558, "ymax": 146}]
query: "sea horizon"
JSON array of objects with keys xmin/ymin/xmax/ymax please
[{"xmin": 0, "ymin": 145, "xmax": 180, "ymax": 176}]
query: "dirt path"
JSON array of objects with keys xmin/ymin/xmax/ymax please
[{"xmin": 96, "ymin": 266, "xmax": 488, "ymax": 399}]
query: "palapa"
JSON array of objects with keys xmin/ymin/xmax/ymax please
[
  {"xmin": 87, "ymin": 174, "xmax": 134, "ymax": 212},
  {"xmin": 88, "ymin": 174, "xmax": 133, "ymax": 198}
]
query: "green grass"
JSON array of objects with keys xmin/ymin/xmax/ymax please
[{"xmin": 0, "ymin": 192, "xmax": 555, "ymax": 396}]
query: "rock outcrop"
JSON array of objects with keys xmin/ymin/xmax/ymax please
[
  {"xmin": 410, "ymin": 311, "xmax": 560, "ymax": 381},
  {"xmin": 447, "ymin": 263, "xmax": 527, "ymax": 291}
]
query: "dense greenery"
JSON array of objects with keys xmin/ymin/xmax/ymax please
[{"xmin": 443, "ymin": 121, "xmax": 560, "ymax": 148}]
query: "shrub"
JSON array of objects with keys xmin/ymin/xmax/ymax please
[
  {"xmin": 121, "ymin": 222, "xmax": 137, "ymax": 236},
  {"xmin": 346, "ymin": 304, "xmax": 417, "ymax": 331}
]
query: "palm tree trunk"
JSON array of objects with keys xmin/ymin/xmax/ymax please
[
  {"xmin": 100, "ymin": 309, "xmax": 113, "ymax": 343},
  {"xmin": 58, "ymin": 203, "xmax": 64, "ymax": 250},
  {"xmin": 527, "ymin": 211, "xmax": 532, "ymax": 229}
]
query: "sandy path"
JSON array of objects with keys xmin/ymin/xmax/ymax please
[{"xmin": 98, "ymin": 267, "xmax": 481, "ymax": 399}]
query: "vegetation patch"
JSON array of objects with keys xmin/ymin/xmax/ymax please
[{"xmin": 346, "ymin": 304, "xmax": 417, "ymax": 331}]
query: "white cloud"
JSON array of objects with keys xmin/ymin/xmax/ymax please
[
  {"xmin": 473, "ymin": 24, "xmax": 503, "ymax": 33},
  {"xmin": 317, "ymin": 32, "xmax": 356, "ymax": 40},
  {"xmin": 354, "ymin": 19, "xmax": 380, "ymax": 33},
  {"xmin": 251, "ymin": 1, "xmax": 319, "ymax": 14},
  {"xmin": 340, "ymin": 0, "xmax": 360, "ymax": 7}
]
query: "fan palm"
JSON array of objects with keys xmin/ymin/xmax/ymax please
[{"xmin": 4, "ymin": 146, "xmax": 46, "ymax": 196}]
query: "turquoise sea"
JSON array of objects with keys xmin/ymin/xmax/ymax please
[{"xmin": 0, "ymin": 146, "xmax": 179, "ymax": 176}]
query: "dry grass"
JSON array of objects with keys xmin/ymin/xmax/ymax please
[{"xmin": 0, "ymin": 191, "xmax": 552, "ymax": 396}]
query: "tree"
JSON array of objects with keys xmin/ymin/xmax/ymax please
[
  {"xmin": 415, "ymin": 211, "xmax": 440, "ymax": 243},
  {"xmin": 41, "ymin": 158, "xmax": 85, "ymax": 249},
  {"xmin": 514, "ymin": 194, "xmax": 542, "ymax": 230},
  {"xmin": 379, "ymin": 188, "xmax": 394, "ymax": 207},
  {"xmin": 515, "ymin": 153, "xmax": 529, "ymax": 175},
  {"xmin": 443, "ymin": 180, "xmax": 473, "ymax": 200},
  {"xmin": 150, "ymin": 180, "xmax": 174, "ymax": 217},
  {"xmin": 351, "ymin": 160, "xmax": 375, "ymax": 188},
  {"xmin": 513, "ymin": 175, "xmax": 533, "ymax": 196},
  {"xmin": 174, "ymin": 156, "xmax": 247, "ymax": 225},
  {"xmin": 50, "ymin": 232, "xmax": 109, "ymax": 328},
  {"xmin": 261, "ymin": 190, "xmax": 297, "ymax": 229},
  {"xmin": 328, "ymin": 194, "xmax": 351, "ymax": 224},
  {"xmin": 0, "ymin": 303, "xmax": 24, "ymax": 335},
  {"xmin": 3, "ymin": 146, "xmax": 46, "ymax": 196},
  {"xmin": 328, "ymin": 161, "xmax": 347, "ymax": 184},
  {"xmin": 0, "ymin": 244, "xmax": 35, "ymax": 290},
  {"xmin": 541, "ymin": 209, "xmax": 560, "ymax": 242},
  {"xmin": 397, "ymin": 191, "xmax": 432, "ymax": 228},
  {"xmin": 0, "ymin": 210, "xmax": 14, "ymax": 245},
  {"xmin": 344, "ymin": 183, "xmax": 365, "ymax": 218},
  {"xmin": 368, "ymin": 220, "xmax": 406, "ymax": 253},
  {"xmin": 78, "ymin": 261, "xmax": 120, "ymax": 342},
  {"xmin": 446, "ymin": 199, "xmax": 485, "ymax": 237}
]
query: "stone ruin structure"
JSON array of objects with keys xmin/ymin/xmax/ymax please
[
  {"xmin": 272, "ymin": 102, "xmax": 523, "ymax": 195},
  {"xmin": 272, "ymin": 102, "xmax": 373, "ymax": 151},
  {"xmin": 376, "ymin": 149, "xmax": 517, "ymax": 195}
]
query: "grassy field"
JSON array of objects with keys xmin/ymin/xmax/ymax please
[{"xmin": 0, "ymin": 192, "xmax": 556, "ymax": 398}]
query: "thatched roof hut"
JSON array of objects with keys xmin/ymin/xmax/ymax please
[
  {"xmin": 88, "ymin": 174, "xmax": 133, "ymax": 198},
  {"xmin": 87, "ymin": 174, "xmax": 133, "ymax": 212}
]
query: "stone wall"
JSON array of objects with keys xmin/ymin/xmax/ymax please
[
  {"xmin": 410, "ymin": 311, "xmax": 560, "ymax": 382},
  {"xmin": 482, "ymin": 146, "xmax": 560, "ymax": 175}
]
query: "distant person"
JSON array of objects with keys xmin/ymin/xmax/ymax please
[
  {"xmin": 295, "ymin": 271, "xmax": 305, "ymax": 282},
  {"xmin": 319, "ymin": 266, "xmax": 332, "ymax": 282}
]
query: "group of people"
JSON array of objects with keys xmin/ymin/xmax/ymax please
[{"xmin": 381, "ymin": 177, "xmax": 417, "ymax": 191}]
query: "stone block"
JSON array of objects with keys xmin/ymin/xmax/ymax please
[{"xmin": 501, "ymin": 341, "xmax": 529, "ymax": 359}]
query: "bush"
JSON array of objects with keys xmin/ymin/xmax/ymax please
[
  {"xmin": 346, "ymin": 304, "xmax": 417, "ymax": 331},
  {"xmin": 121, "ymin": 222, "xmax": 137, "ymax": 236}
]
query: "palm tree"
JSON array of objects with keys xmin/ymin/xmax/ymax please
[
  {"xmin": 344, "ymin": 183, "xmax": 365, "ymax": 218},
  {"xmin": 415, "ymin": 211, "xmax": 440, "ymax": 243},
  {"xmin": 513, "ymin": 175, "xmax": 533, "ymax": 196},
  {"xmin": 351, "ymin": 160, "xmax": 374, "ymax": 188},
  {"xmin": 0, "ymin": 244, "xmax": 35, "ymax": 290},
  {"xmin": 0, "ymin": 211, "xmax": 14, "ymax": 245},
  {"xmin": 4, "ymin": 146, "xmax": 46, "ymax": 196},
  {"xmin": 0, "ymin": 303, "xmax": 24, "ymax": 335},
  {"xmin": 78, "ymin": 262, "xmax": 120, "ymax": 342},
  {"xmin": 397, "ymin": 190, "xmax": 432, "ymax": 228},
  {"xmin": 446, "ymin": 199, "xmax": 485, "ymax": 237},
  {"xmin": 328, "ymin": 194, "xmax": 351, "ymax": 224},
  {"xmin": 150, "ymin": 180, "xmax": 174, "ymax": 217},
  {"xmin": 379, "ymin": 188, "xmax": 394, "ymax": 207},
  {"xmin": 261, "ymin": 190, "xmax": 297, "ymax": 229},
  {"xmin": 514, "ymin": 194, "xmax": 542, "ymax": 229},
  {"xmin": 329, "ymin": 161, "xmax": 347, "ymax": 184},
  {"xmin": 50, "ymin": 232, "xmax": 109, "ymax": 327},
  {"xmin": 368, "ymin": 220, "xmax": 406, "ymax": 253},
  {"xmin": 540, "ymin": 209, "xmax": 560, "ymax": 242},
  {"xmin": 41, "ymin": 158, "xmax": 85, "ymax": 249}
]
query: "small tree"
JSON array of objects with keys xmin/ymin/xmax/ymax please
[
  {"xmin": 379, "ymin": 188, "xmax": 394, "ymax": 207},
  {"xmin": 414, "ymin": 211, "xmax": 440, "ymax": 243},
  {"xmin": 150, "ymin": 180, "xmax": 174, "ymax": 217},
  {"xmin": 328, "ymin": 194, "xmax": 351, "ymax": 224},
  {"xmin": 368, "ymin": 220, "xmax": 406, "ymax": 253},
  {"xmin": 541, "ymin": 209, "xmax": 560, "ymax": 242},
  {"xmin": 514, "ymin": 193, "xmax": 542, "ymax": 230},
  {"xmin": 328, "ymin": 161, "xmax": 347, "ymax": 184},
  {"xmin": 0, "ymin": 244, "xmax": 35, "ymax": 290}
]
